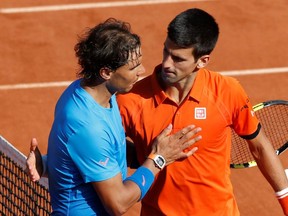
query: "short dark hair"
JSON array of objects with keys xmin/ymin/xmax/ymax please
[
  {"xmin": 74, "ymin": 18, "xmax": 141, "ymax": 85},
  {"xmin": 167, "ymin": 8, "xmax": 219, "ymax": 61}
]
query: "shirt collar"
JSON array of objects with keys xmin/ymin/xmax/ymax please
[
  {"xmin": 151, "ymin": 65, "xmax": 167, "ymax": 105},
  {"xmin": 188, "ymin": 68, "xmax": 206, "ymax": 103},
  {"xmin": 151, "ymin": 65, "xmax": 206, "ymax": 105}
]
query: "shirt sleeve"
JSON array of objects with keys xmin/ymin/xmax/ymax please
[
  {"xmin": 67, "ymin": 125, "xmax": 121, "ymax": 183},
  {"xmin": 229, "ymin": 78, "xmax": 260, "ymax": 137}
]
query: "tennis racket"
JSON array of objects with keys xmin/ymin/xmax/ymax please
[{"xmin": 230, "ymin": 100, "xmax": 288, "ymax": 169}]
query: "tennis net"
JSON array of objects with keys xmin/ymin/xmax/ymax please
[{"xmin": 0, "ymin": 135, "xmax": 52, "ymax": 215}]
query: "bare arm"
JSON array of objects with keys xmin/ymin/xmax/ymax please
[
  {"xmin": 248, "ymin": 129, "xmax": 288, "ymax": 215},
  {"xmin": 248, "ymin": 129, "xmax": 288, "ymax": 191}
]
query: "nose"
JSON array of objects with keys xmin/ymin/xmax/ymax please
[
  {"xmin": 137, "ymin": 64, "xmax": 146, "ymax": 76},
  {"xmin": 162, "ymin": 54, "xmax": 173, "ymax": 68}
]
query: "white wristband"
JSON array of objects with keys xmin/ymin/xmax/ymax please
[
  {"xmin": 276, "ymin": 188, "xmax": 288, "ymax": 199},
  {"xmin": 285, "ymin": 169, "xmax": 288, "ymax": 178}
]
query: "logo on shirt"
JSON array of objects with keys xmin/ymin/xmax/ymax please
[
  {"xmin": 142, "ymin": 175, "xmax": 146, "ymax": 186},
  {"xmin": 98, "ymin": 157, "xmax": 109, "ymax": 166},
  {"xmin": 195, "ymin": 107, "xmax": 206, "ymax": 119}
]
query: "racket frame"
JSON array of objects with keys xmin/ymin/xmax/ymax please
[{"xmin": 230, "ymin": 100, "xmax": 288, "ymax": 169}]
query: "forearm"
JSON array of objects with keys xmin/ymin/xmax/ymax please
[
  {"xmin": 248, "ymin": 134, "xmax": 288, "ymax": 191},
  {"xmin": 255, "ymin": 149, "xmax": 288, "ymax": 191},
  {"xmin": 248, "ymin": 132, "xmax": 288, "ymax": 215},
  {"xmin": 255, "ymin": 150, "xmax": 288, "ymax": 215},
  {"xmin": 116, "ymin": 159, "xmax": 162, "ymax": 212},
  {"xmin": 95, "ymin": 158, "xmax": 158, "ymax": 216}
]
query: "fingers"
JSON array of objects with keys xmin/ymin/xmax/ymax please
[
  {"xmin": 158, "ymin": 124, "xmax": 173, "ymax": 138},
  {"xmin": 177, "ymin": 146, "xmax": 199, "ymax": 161},
  {"xmin": 173, "ymin": 125, "xmax": 199, "ymax": 140},
  {"xmin": 29, "ymin": 169, "xmax": 41, "ymax": 182},
  {"xmin": 26, "ymin": 151, "xmax": 40, "ymax": 182},
  {"xmin": 172, "ymin": 131, "xmax": 202, "ymax": 161},
  {"xmin": 152, "ymin": 124, "xmax": 173, "ymax": 151},
  {"xmin": 26, "ymin": 138, "xmax": 41, "ymax": 182},
  {"xmin": 177, "ymin": 134, "xmax": 201, "ymax": 157},
  {"xmin": 180, "ymin": 131, "xmax": 202, "ymax": 149},
  {"xmin": 157, "ymin": 124, "xmax": 198, "ymax": 142},
  {"xmin": 173, "ymin": 126, "xmax": 202, "ymax": 143},
  {"xmin": 30, "ymin": 138, "xmax": 38, "ymax": 152},
  {"xmin": 165, "ymin": 145, "xmax": 199, "ymax": 166},
  {"xmin": 152, "ymin": 124, "xmax": 202, "ymax": 166}
]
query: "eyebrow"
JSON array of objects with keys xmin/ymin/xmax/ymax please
[
  {"xmin": 164, "ymin": 45, "xmax": 186, "ymax": 61},
  {"xmin": 128, "ymin": 55, "xmax": 142, "ymax": 70}
]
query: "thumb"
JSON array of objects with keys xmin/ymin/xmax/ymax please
[
  {"xmin": 161, "ymin": 124, "xmax": 173, "ymax": 137},
  {"xmin": 151, "ymin": 124, "xmax": 173, "ymax": 152},
  {"xmin": 153, "ymin": 123, "xmax": 172, "ymax": 146},
  {"xmin": 30, "ymin": 138, "xmax": 38, "ymax": 152}
]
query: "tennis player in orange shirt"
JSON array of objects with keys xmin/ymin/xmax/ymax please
[{"xmin": 117, "ymin": 8, "xmax": 288, "ymax": 216}]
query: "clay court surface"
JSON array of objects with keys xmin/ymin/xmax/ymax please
[{"xmin": 0, "ymin": 0, "xmax": 288, "ymax": 215}]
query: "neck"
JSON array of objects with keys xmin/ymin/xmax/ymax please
[
  {"xmin": 81, "ymin": 81, "xmax": 113, "ymax": 108},
  {"xmin": 164, "ymin": 72, "xmax": 197, "ymax": 105}
]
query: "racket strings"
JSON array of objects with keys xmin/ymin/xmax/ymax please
[{"xmin": 231, "ymin": 104, "xmax": 288, "ymax": 165}]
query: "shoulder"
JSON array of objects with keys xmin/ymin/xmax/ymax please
[
  {"xmin": 200, "ymin": 69, "xmax": 250, "ymax": 115},
  {"xmin": 204, "ymin": 69, "xmax": 239, "ymax": 85},
  {"xmin": 202, "ymin": 69, "xmax": 243, "ymax": 95}
]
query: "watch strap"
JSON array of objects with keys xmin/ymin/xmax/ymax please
[{"xmin": 148, "ymin": 153, "xmax": 166, "ymax": 170}]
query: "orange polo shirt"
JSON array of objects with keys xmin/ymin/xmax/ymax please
[{"xmin": 117, "ymin": 65, "xmax": 259, "ymax": 216}]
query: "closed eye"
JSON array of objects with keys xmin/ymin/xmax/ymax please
[{"xmin": 171, "ymin": 55, "xmax": 185, "ymax": 63}]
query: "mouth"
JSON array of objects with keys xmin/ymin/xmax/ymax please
[
  {"xmin": 129, "ymin": 78, "xmax": 139, "ymax": 87},
  {"xmin": 132, "ymin": 77, "xmax": 139, "ymax": 84},
  {"xmin": 162, "ymin": 69, "xmax": 175, "ymax": 78}
]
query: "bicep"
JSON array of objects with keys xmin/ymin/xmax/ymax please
[{"xmin": 247, "ymin": 129, "xmax": 275, "ymax": 161}]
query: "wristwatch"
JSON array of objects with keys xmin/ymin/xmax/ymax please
[{"xmin": 148, "ymin": 153, "xmax": 166, "ymax": 170}]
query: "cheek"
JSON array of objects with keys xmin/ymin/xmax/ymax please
[
  {"xmin": 175, "ymin": 64, "xmax": 189, "ymax": 74},
  {"xmin": 126, "ymin": 72, "xmax": 137, "ymax": 82},
  {"xmin": 177, "ymin": 63, "xmax": 197, "ymax": 74},
  {"xmin": 117, "ymin": 73, "xmax": 135, "ymax": 86}
]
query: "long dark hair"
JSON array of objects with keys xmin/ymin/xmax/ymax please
[{"xmin": 74, "ymin": 18, "xmax": 141, "ymax": 86}]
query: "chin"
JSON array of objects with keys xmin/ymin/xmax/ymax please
[
  {"xmin": 161, "ymin": 72, "xmax": 175, "ymax": 83},
  {"xmin": 118, "ymin": 87, "xmax": 133, "ymax": 94},
  {"xmin": 161, "ymin": 76, "xmax": 176, "ymax": 85}
]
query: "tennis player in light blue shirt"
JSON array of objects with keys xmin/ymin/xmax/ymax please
[{"xmin": 48, "ymin": 79, "xmax": 127, "ymax": 215}]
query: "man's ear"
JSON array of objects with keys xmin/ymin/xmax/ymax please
[
  {"xmin": 196, "ymin": 55, "xmax": 210, "ymax": 69},
  {"xmin": 99, "ymin": 67, "xmax": 113, "ymax": 80}
]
